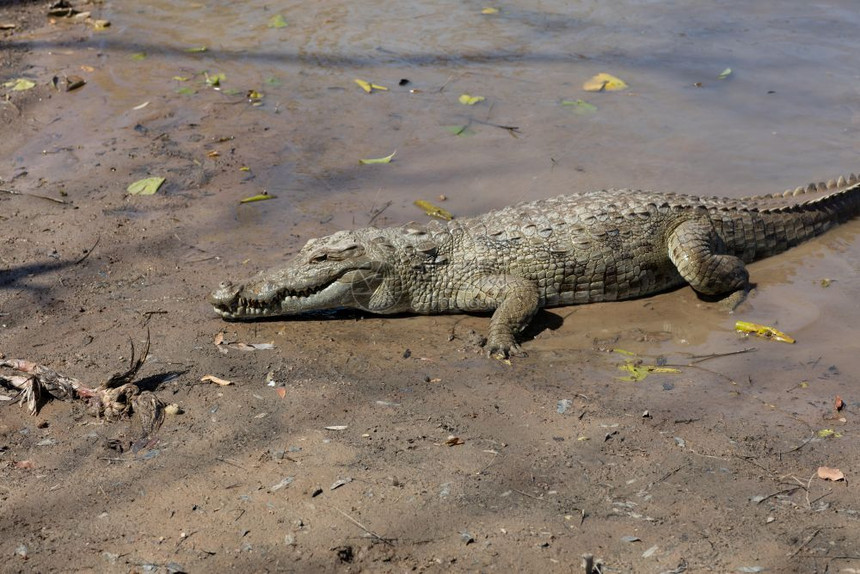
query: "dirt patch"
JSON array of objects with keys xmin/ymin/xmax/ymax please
[{"xmin": 2, "ymin": 3, "xmax": 860, "ymax": 574}]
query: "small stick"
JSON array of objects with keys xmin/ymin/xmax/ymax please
[
  {"xmin": 333, "ymin": 507, "xmax": 394, "ymax": 546},
  {"xmin": 75, "ymin": 235, "xmax": 100, "ymax": 264},
  {"xmin": 787, "ymin": 528, "xmax": 820, "ymax": 558},
  {"xmin": 0, "ymin": 187, "xmax": 69, "ymax": 205}
]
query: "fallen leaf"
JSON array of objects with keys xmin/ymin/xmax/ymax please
[
  {"xmin": 127, "ymin": 177, "xmax": 165, "ymax": 196},
  {"xmin": 201, "ymin": 375, "xmax": 233, "ymax": 386},
  {"xmin": 817, "ymin": 466, "xmax": 845, "ymax": 481},
  {"xmin": 276, "ymin": 388, "xmax": 287, "ymax": 399},
  {"xmin": 561, "ymin": 99, "xmax": 598, "ymax": 114},
  {"xmin": 207, "ymin": 150, "xmax": 220, "ymax": 158},
  {"xmin": 359, "ymin": 150, "xmax": 396, "ymax": 165},
  {"xmin": 246, "ymin": 89, "xmax": 263, "ymax": 101},
  {"xmin": 835, "ymin": 396, "xmax": 844, "ymax": 411},
  {"xmin": 325, "ymin": 425, "xmax": 348, "ymax": 431},
  {"xmin": 239, "ymin": 192, "xmax": 276, "ymax": 204},
  {"xmin": 718, "ymin": 67, "xmax": 732, "ymax": 79},
  {"xmin": 65, "ymin": 75, "xmax": 86, "ymax": 91},
  {"xmin": 205, "ymin": 72, "xmax": 226, "ymax": 87},
  {"xmin": 583, "ymin": 72, "xmax": 628, "ymax": 92},
  {"xmin": 214, "ymin": 332, "xmax": 225, "ymax": 345},
  {"xmin": 481, "ymin": 7, "xmax": 499, "ymax": 14},
  {"xmin": 132, "ymin": 101, "xmax": 149, "ymax": 110},
  {"xmin": 817, "ymin": 428, "xmax": 841, "ymax": 438},
  {"xmin": 414, "ymin": 199, "xmax": 454, "ymax": 220},
  {"xmin": 445, "ymin": 436, "xmax": 465, "ymax": 446},
  {"xmin": 173, "ymin": 76, "xmax": 190, "ymax": 82},
  {"xmin": 735, "ymin": 320, "xmax": 795, "ymax": 344},
  {"xmin": 14, "ymin": 460, "xmax": 34, "ymax": 470},
  {"xmin": 3, "ymin": 78, "xmax": 35, "ymax": 91},
  {"xmin": 185, "ymin": 46, "xmax": 207, "ymax": 53},
  {"xmin": 268, "ymin": 14, "xmax": 287, "ymax": 28},
  {"xmin": 130, "ymin": 52, "xmax": 147, "ymax": 61},
  {"xmin": 617, "ymin": 361, "xmax": 681, "ymax": 382},
  {"xmin": 458, "ymin": 93, "xmax": 485, "ymax": 105},
  {"xmin": 91, "ymin": 19, "xmax": 110, "ymax": 30},
  {"xmin": 354, "ymin": 78, "xmax": 388, "ymax": 93}
]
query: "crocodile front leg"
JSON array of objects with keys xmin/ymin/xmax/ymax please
[
  {"xmin": 457, "ymin": 275, "xmax": 540, "ymax": 357},
  {"xmin": 668, "ymin": 219, "xmax": 750, "ymax": 307}
]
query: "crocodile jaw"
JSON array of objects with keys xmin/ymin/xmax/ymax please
[{"xmin": 210, "ymin": 278, "xmax": 357, "ymax": 319}]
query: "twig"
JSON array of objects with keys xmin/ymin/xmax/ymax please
[
  {"xmin": 787, "ymin": 528, "xmax": 820, "ymax": 558},
  {"xmin": 74, "ymin": 235, "xmax": 100, "ymax": 264},
  {"xmin": 215, "ymin": 456, "xmax": 246, "ymax": 470},
  {"xmin": 688, "ymin": 347, "xmax": 757, "ymax": 364},
  {"xmin": 511, "ymin": 488, "xmax": 545, "ymax": 501},
  {"xmin": 333, "ymin": 506, "xmax": 395, "ymax": 546},
  {"xmin": 367, "ymin": 200, "xmax": 392, "ymax": 226},
  {"xmin": 0, "ymin": 187, "xmax": 69, "ymax": 205},
  {"xmin": 755, "ymin": 487, "xmax": 800, "ymax": 505},
  {"xmin": 777, "ymin": 433, "xmax": 815, "ymax": 457}
]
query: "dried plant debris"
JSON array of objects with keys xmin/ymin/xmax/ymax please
[{"xmin": 0, "ymin": 332, "xmax": 166, "ymax": 438}]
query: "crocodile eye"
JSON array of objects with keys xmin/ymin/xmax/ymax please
[
  {"xmin": 327, "ymin": 245, "xmax": 365, "ymax": 261},
  {"xmin": 309, "ymin": 253, "xmax": 328, "ymax": 263}
]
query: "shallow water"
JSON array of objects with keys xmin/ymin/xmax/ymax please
[{"xmin": 9, "ymin": 0, "xmax": 860, "ymax": 357}]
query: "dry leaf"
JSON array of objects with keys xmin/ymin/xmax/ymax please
[
  {"xmin": 201, "ymin": 374, "xmax": 233, "ymax": 386},
  {"xmin": 445, "ymin": 436, "xmax": 465, "ymax": 446},
  {"xmin": 14, "ymin": 460, "xmax": 34, "ymax": 469},
  {"xmin": 276, "ymin": 388, "xmax": 287, "ymax": 399},
  {"xmin": 214, "ymin": 332, "xmax": 225, "ymax": 345},
  {"xmin": 835, "ymin": 395, "xmax": 844, "ymax": 411},
  {"xmin": 817, "ymin": 466, "xmax": 845, "ymax": 482}
]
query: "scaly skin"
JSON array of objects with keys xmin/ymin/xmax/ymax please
[{"xmin": 210, "ymin": 175, "xmax": 860, "ymax": 357}]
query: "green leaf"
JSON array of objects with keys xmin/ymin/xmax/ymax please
[
  {"xmin": 561, "ymin": 99, "xmax": 597, "ymax": 114},
  {"xmin": 205, "ymin": 72, "xmax": 226, "ymax": 87},
  {"xmin": 268, "ymin": 14, "xmax": 287, "ymax": 28},
  {"xmin": 4, "ymin": 78, "xmax": 35, "ymax": 91},
  {"xmin": 186, "ymin": 46, "xmax": 208, "ymax": 53},
  {"xmin": 240, "ymin": 193, "xmax": 276, "ymax": 204},
  {"xmin": 718, "ymin": 67, "xmax": 732, "ymax": 80},
  {"xmin": 359, "ymin": 151, "xmax": 396, "ymax": 165},
  {"xmin": 458, "ymin": 94, "xmax": 485, "ymax": 105},
  {"xmin": 127, "ymin": 177, "xmax": 165, "ymax": 196},
  {"xmin": 176, "ymin": 87, "xmax": 196, "ymax": 95},
  {"xmin": 130, "ymin": 52, "xmax": 147, "ymax": 61}
]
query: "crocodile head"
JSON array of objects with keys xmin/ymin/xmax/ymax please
[{"xmin": 210, "ymin": 230, "xmax": 408, "ymax": 319}]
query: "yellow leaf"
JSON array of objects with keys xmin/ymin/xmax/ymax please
[
  {"xmin": 370, "ymin": 83, "xmax": 388, "ymax": 91},
  {"xmin": 458, "ymin": 93, "xmax": 485, "ymax": 105},
  {"xmin": 583, "ymin": 72, "xmax": 628, "ymax": 92},
  {"xmin": 239, "ymin": 192, "xmax": 276, "ymax": 204},
  {"xmin": 4, "ymin": 78, "xmax": 35, "ymax": 91},
  {"xmin": 718, "ymin": 67, "xmax": 732, "ymax": 80},
  {"xmin": 127, "ymin": 177, "xmax": 165, "ymax": 195},
  {"xmin": 481, "ymin": 7, "xmax": 499, "ymax": 15},
  {"xmin": 239, "ymin": 166, "xmax": 250, "ymax": 172},
  {"xmin": 359, "ymin": 150, "xmax": 396, "ymax": 165},
  {"xmin": 414, "ymin": 199, "xmax": 453, "ymax": 220},
  {"xmin": 735, "ymin": 321, "xmax": 795, "ymax": 344},
  {"xmin": 268, "ymin": 14, "xmax": 287, "ymax": 28}
]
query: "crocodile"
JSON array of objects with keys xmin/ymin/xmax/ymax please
[{"xmin": 210, "ymin": 174, "xmax": 860, "ymax": 356}]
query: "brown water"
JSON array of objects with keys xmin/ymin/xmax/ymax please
[{"xmin": 11, "ymin": 0, "xmax": 860, "ymax": 369}]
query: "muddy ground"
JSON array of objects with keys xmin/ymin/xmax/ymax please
[{"xmin": 2, "ymin": 2, "xmax": 860, "ymax": 573}]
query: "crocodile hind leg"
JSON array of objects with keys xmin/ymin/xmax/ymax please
[
  {"xmin": 668, "ymin": 219, "xmax": 750, "ymax": 308},
  {"xmin": 458, "ymin": 275, "xmax": 540, "ymax": 358}
]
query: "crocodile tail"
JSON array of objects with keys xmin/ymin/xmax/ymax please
[{"xmin": 717, "ymin": 177, "xmax": 860, "ymax": 262}]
